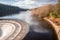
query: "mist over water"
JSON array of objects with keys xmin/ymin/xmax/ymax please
[
  {"xmin": 0, "ymin": 0, "xmax": 58, "ymax": 40},
  {"xmin": 0, "ymin": 10, "xmax": 50, "ymax": 33}
]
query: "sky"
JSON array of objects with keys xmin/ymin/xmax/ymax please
[{"xmin": 0, "ymin": 0, "xmax": 58, "ymax": 9}]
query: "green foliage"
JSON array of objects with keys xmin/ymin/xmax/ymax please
[
  {"xmin": 49, "ymin": 11, "xmax": 60, "ymax": 18},
  {"xmin": 49, "ymin": 0, "xmax": 60, "ymax": 18},
  {"xmin": 49, "ymin": 12, "xmax": 55, "ymax": 17}
]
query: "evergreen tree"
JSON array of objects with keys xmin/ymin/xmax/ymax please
[
  {"xmin": 49, "ymin": 0, "xmax": 60, "ymax": 18},
  {"xmin": 57, "ymin": 0, "xmax": 60, "ymax": 18}
]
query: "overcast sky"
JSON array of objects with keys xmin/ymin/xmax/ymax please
[
  {"xmin": 0, "ymin": 0, "xmax": 57, "ymax": 4},
  {"xmin": 0, "ymin": 0, "xmax": 58, "ymax": 9}
]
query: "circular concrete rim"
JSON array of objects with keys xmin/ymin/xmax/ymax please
[
  {"xmin": 0, "ymin": 19, "xmax": 29, "ymax": 40},
  {"xmin": 43, "ymin": 18, "xmax": 59, "ymax": 40}
]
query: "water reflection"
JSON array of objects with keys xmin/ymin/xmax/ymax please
[{"xmin": 0, "ymin": 28, "xmax": 3, "ymax": 37}]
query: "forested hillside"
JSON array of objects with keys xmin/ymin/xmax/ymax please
[{"xmin": 0, "ymin": 4, "xmax": 27, "ymax": 17}]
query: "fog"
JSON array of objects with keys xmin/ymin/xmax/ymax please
[{"xmin": 0, "ymin": 0, "xmax": 57, "ymax": 9}]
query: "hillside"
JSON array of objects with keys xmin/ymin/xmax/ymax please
[
  {"xmin": 31, "ymin": 4, "xmax": 58, "ymax": 20},
  {"xmin": 0, "ymin": 4, "xmax": 27, "ymax": 17}
]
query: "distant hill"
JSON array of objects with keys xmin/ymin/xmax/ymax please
[
  {"xmin": 0, "ymin": 4, "xmax": 28, "ymax": 17},
  {"xmin": 31, "ymin": 4, "xmax": 58, "ymax": 20}
]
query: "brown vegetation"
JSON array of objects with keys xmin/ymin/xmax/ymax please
[
  {"xmin": 30, "ymin": 4, "xmax": 58, "ymax": 29},
  {"xmin": 31, "ymin": 4, "xmax": 57, "ymax": 20}
]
